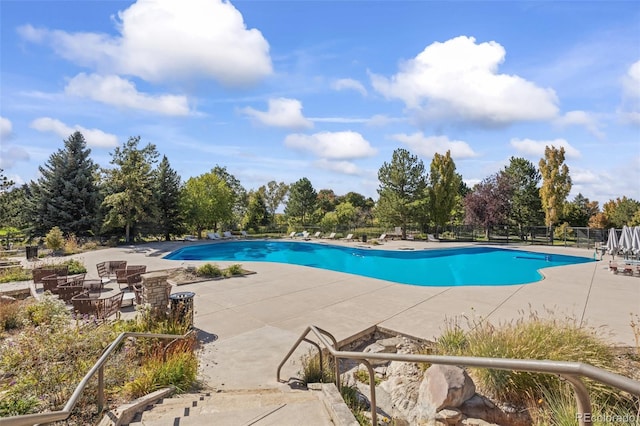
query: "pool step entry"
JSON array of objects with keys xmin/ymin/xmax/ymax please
[{"xmin": 118, "ymin": 386, "xmax": 355, "ymax": 426}]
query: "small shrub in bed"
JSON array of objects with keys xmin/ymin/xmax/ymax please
[
  {"xmin": 225, "ymin": 264, "xmax": 243, "ymax": 276},
  {"xmin": 196, "ymin": 263, "xmax": 223, "ymax": 278}
]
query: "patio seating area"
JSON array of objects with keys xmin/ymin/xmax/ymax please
[{"xmin": 71, "ymin": 291, "xmax": 124, "ymax": 320}]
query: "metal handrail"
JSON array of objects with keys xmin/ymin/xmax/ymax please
[
  {"xmin": 0, "ymin": 331, "xmax": 191, "ymax": 426},
  {"xmin": 277, "ymin": 325, "xmax": 640, "ymax": 426}
]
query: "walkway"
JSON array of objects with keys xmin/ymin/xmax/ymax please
[{"xmin": 33, "ymin": 240, "xmax": 640, "ymax": 391}]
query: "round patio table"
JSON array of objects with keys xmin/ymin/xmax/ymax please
[{"xmin": 82, "ymin": 279, "xmax": 103, "ymax": 292}]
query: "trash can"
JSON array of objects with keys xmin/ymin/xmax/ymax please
[
  {"xmin": 169, "ymin": 291, "xmax": 195, "ymax": 328},
  {"xmin": 361, "ymin": 234, "xmax": 367, "ymax": 243},
  {"xmin": 25, "ymin": 246, "xmax": 38, "ymax": 260}
]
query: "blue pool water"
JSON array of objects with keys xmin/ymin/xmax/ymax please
[{"xmin": 164, "ymin": 241, "xmax": 594, "ymax": 286}]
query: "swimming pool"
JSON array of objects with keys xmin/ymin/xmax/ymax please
[{"xmin": 164, "ymin": 241, "xmax": 594, "ymax": 286}]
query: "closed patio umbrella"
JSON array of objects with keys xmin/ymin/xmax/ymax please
[
  {"xmin": 619, "ymin": 226, "xmax": 633, "ymax": 258},
  {"xmin": 632, "ymin": 226, "xmax": 640, "ymax": 257},
  {"xmin": 606, "ymin": 228, "xmax": 618, "ymax": 258}
]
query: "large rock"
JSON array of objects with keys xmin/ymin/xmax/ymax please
[
  {"xmin": 378, "ymin": 361, "xmax": 423, "ymax": 419},
  {"xmin": 460, "ymin": 395, "xmax": 532, "ymax": 426},
  {"xmin": 414, "ymin": 365, "xmax": 476, "ymax": 422}
]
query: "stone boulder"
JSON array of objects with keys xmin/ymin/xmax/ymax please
[{"xmin": 414, "ymin": 365, "xmax": 476, "ymax": 422}]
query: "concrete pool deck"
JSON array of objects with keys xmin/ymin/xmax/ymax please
[{"xmin": 49, "ymin": 238, "xmax": 639, "ymax": 390}]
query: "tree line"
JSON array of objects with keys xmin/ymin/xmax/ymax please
[{"xmin": 0, "ymin": 132, "xmax": 639, "ymax": 244}]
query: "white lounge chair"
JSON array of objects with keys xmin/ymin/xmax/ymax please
[
  {"xmin": 325, "ymin": 232, "xmax": 336, "ymax": 239},
  {"xmin": 313, "ymin": 231, "xmax": 321, "ymax": 238},
  {"xmin": 427, "ymin": 234, "xmax": 440, "ymax": 242},
  {"xmin": 206, "ymin": 233, "xmax": 218, "ymax": 240},
  {"xmin": 342, "ymin": 233, "xmax": 354, "ymax": 241},
  {"xmin": 240, "ymin": 230, "xmax": 249, "ymax": 238},
  {"xmin": 376, "ymin": 233, "xmax": 387, "ymax": 243},
  {"xmin": 214, "ymin": 232, "xmax": 222, "ymax": 239},
  {"xmin": 184, "ymin": 235, "xmax": 198, "ymax": 242},
  {"xmin": 287, "ymin": 231, "xmax": 296, "ymax": 238},
  {"xmin": 223, "ymin": 231, "xmax": 236, "ymax": 239}
]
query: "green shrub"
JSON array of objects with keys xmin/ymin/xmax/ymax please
[
  {"xmin": 23, "ymin": 295, "xmax": 69, "ymax": 327},
  {"xmin": 299, "ymin": 349, "xmax": 334, "ymax": 384},
  {"xmin": 226, "ymin": 264, "xmax": 243, "ymax": 276},
  {"xmin": 0, "ymin": 266, "xmax": 32, "ymax": 283},
  {"xmin": 354, "ymin": 368, "xmax": 381, "ymax": 386},
  {"xmin": 196, "ymin": 263, "xmax": 222, "ymax": 278},
  {"xmin": 81, "ymin": 240, "xmax": 98, "ymax": 250},
  {"xmin": 60, "ymin": 258, "xmax": 87, "ymax": 274},
  {"xmin": 44, "ymin": 227, "xmax": 64, "ymax": 252}
]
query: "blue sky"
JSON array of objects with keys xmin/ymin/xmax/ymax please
[{"xmin": 1, "ymin": 0, "xmax": 639, "ymax": 206}]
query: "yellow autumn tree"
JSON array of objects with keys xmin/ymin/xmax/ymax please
[{"xmin": 538, "ymin": 146, "xmax": 572, "ymax": 227}]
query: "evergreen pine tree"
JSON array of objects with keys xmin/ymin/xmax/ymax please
[
  {"xmin": 29, "ymin": 132, "xmax": 100, "ymax": 236},
  {"xmin": 154, "ymin": 155, "xmax": 183, "ymax": 241}
]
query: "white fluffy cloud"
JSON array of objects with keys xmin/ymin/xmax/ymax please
[
  {"xmin": 241, "ymin": 98, "xmax": 313, "ymax": 129},
  {"xmin": 622, "ymin": 60, "xmax": 640, "ymax": 99},
  {"xmin": 18, "ymin": 0, "xmax": 272, "ymax": 86},
  {"xmin": 510, "ymin": 138, "xmax": 580, "ymax": 159},
  {"xmin": 370, "ymin": 36, "xmax": 559, "ymax": 126},
  {"xmin": 620, "ymin": 60, "xmax": 640, "ymax": 126},
  {"xmin": 284, "ymin": 131, "xmax": 377, "ymax": 160},
  {"xmin": 554, "ymin": 110, "xmax": 604, "ymax": 139},
  {"xmin": 0, "ymin": 146, "xmax": 30, "ymax": 169},
  {"xmin": 30, "ymin": 117, "xmax": 118, "ymax": 148},
  {"xmin": 315, "ymin": 159, "xmax": 362, "ymax": 175},
  {"xmin": 0, "ymin": 116, "xmax": 12, "ymax": 140},
  {"xmin": 332, "ymin": 78, "xmax": 367, "ymax": 96},
  {"xmin": 65, "ymin": 73, "xmax": 190, "ymax": 115},
  {"xmin": 391, "ymin": 132, "xmax": 478, "ymax": 159}
]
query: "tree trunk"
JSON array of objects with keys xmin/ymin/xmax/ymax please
[{"xmin": 125, "ymin": 223, "xmax": 131, "ymax": 243}]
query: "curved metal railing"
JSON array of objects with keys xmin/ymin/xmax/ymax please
[
  {"xmin": 0, "ymin": 331, "xmax": 193, "ymax": 426},
  {"xmin": 277, "ymin": 325, "xmax": 640, "ymax": 426}
]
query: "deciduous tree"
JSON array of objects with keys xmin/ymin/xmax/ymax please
[
  {"xmin": 539, "ymin": 146, "xmax": 572, "ymax": 227},
  {"xmin": 602, "ymin": 196, "xmax": 640, "ymax": 227},
  {"xmin": 101, "ymin": 136, "xmax": 158, "ymax": 243},
  {"xmin": 285, "ymin": 177, "xmax": 317, "ymax": 226},
  {"xmin": 503, "ymin": 157, "xmax": 543, "ymax": 239},
  {"xmin": 243, "ymin": 189, "xmax": 269, "ymax": 232},
  {"xmin": 376, "ymin": 148, "xmax": 427, "ymax": 239},
  {"xmin": 464, "ymin": 173, "xmax": 513, "ymax": 238},
  {"xmin": 263, "ymin": 181, "xmax": 289, "ymax": 228},
  {"xmin": 181, "ymin": 171, "xmax": 233, "ymax": 237},
  {"xmin": 428, "ymin": 150, "xmax": 460, "ymax": 235}
]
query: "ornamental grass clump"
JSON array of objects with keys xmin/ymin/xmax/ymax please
[
  {"xmin": 0, "ymin": 266, "xmax": 31, "ymax": 283},
  {"xmin": 196, "ymin": 263, "xmax": 223, "ymax": 278},
  {"xmin": 436, "ymin": 311, "xmax": 633, "ymax": 410},
  {"xmin": 226, "ymin": 264, "xmax": 243, "ymax": 276},
  {"xmin": 299, "ymin": 349, "xmax": 334, "ymax": 384}
]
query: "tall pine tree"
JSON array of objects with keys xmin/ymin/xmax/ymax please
[
  {"xmin": 30, "ymin": 132, "xmax": 100, "ymax": 236},
  {"xmin": 153, "ymin": 156, "xmax": 183, "ymax": 241}
]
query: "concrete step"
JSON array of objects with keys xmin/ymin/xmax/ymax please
[{"xmin": 124, "ymin": 386, "xmax": 355, "ymax": 426}]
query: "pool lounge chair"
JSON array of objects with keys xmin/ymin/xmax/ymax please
[
  {"xmin": 206, "ymin": 233, "xmax": 218, "ymax": 240},
  {"xmin": 342, "ymin": 233, "xmax": 354, "ymax": 241},
  {"xmin": 376, "ymin": 233, "xmax": 387, "ymax": 243},
  {"xmin": 301, "ymin": 231, "xmax": 311, "ymax": 240},
  {"xmin": 288, "ymin": 231, "xmax": 296, "ymax": 238},
  {"xmin": 324, "ymin": 232, "xmax": 336, "ymax": 239},
  {"xmin": 223, "ymin": 231, "xmax": 237, "ymax": 239},
  {"xmin": 427, "ymin": 234, "xmax": 440, "ymax": 242},
  {"xmin": 313, "ymin": 231, "xmax": 321, "ymax": 238},
  {"xmin": 184, "ymin": 235, "xmax": 198, "ymax": 242},
  {"xmin": 240, "ymin": 230, "xmax": 249, "ymax": 238}
]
